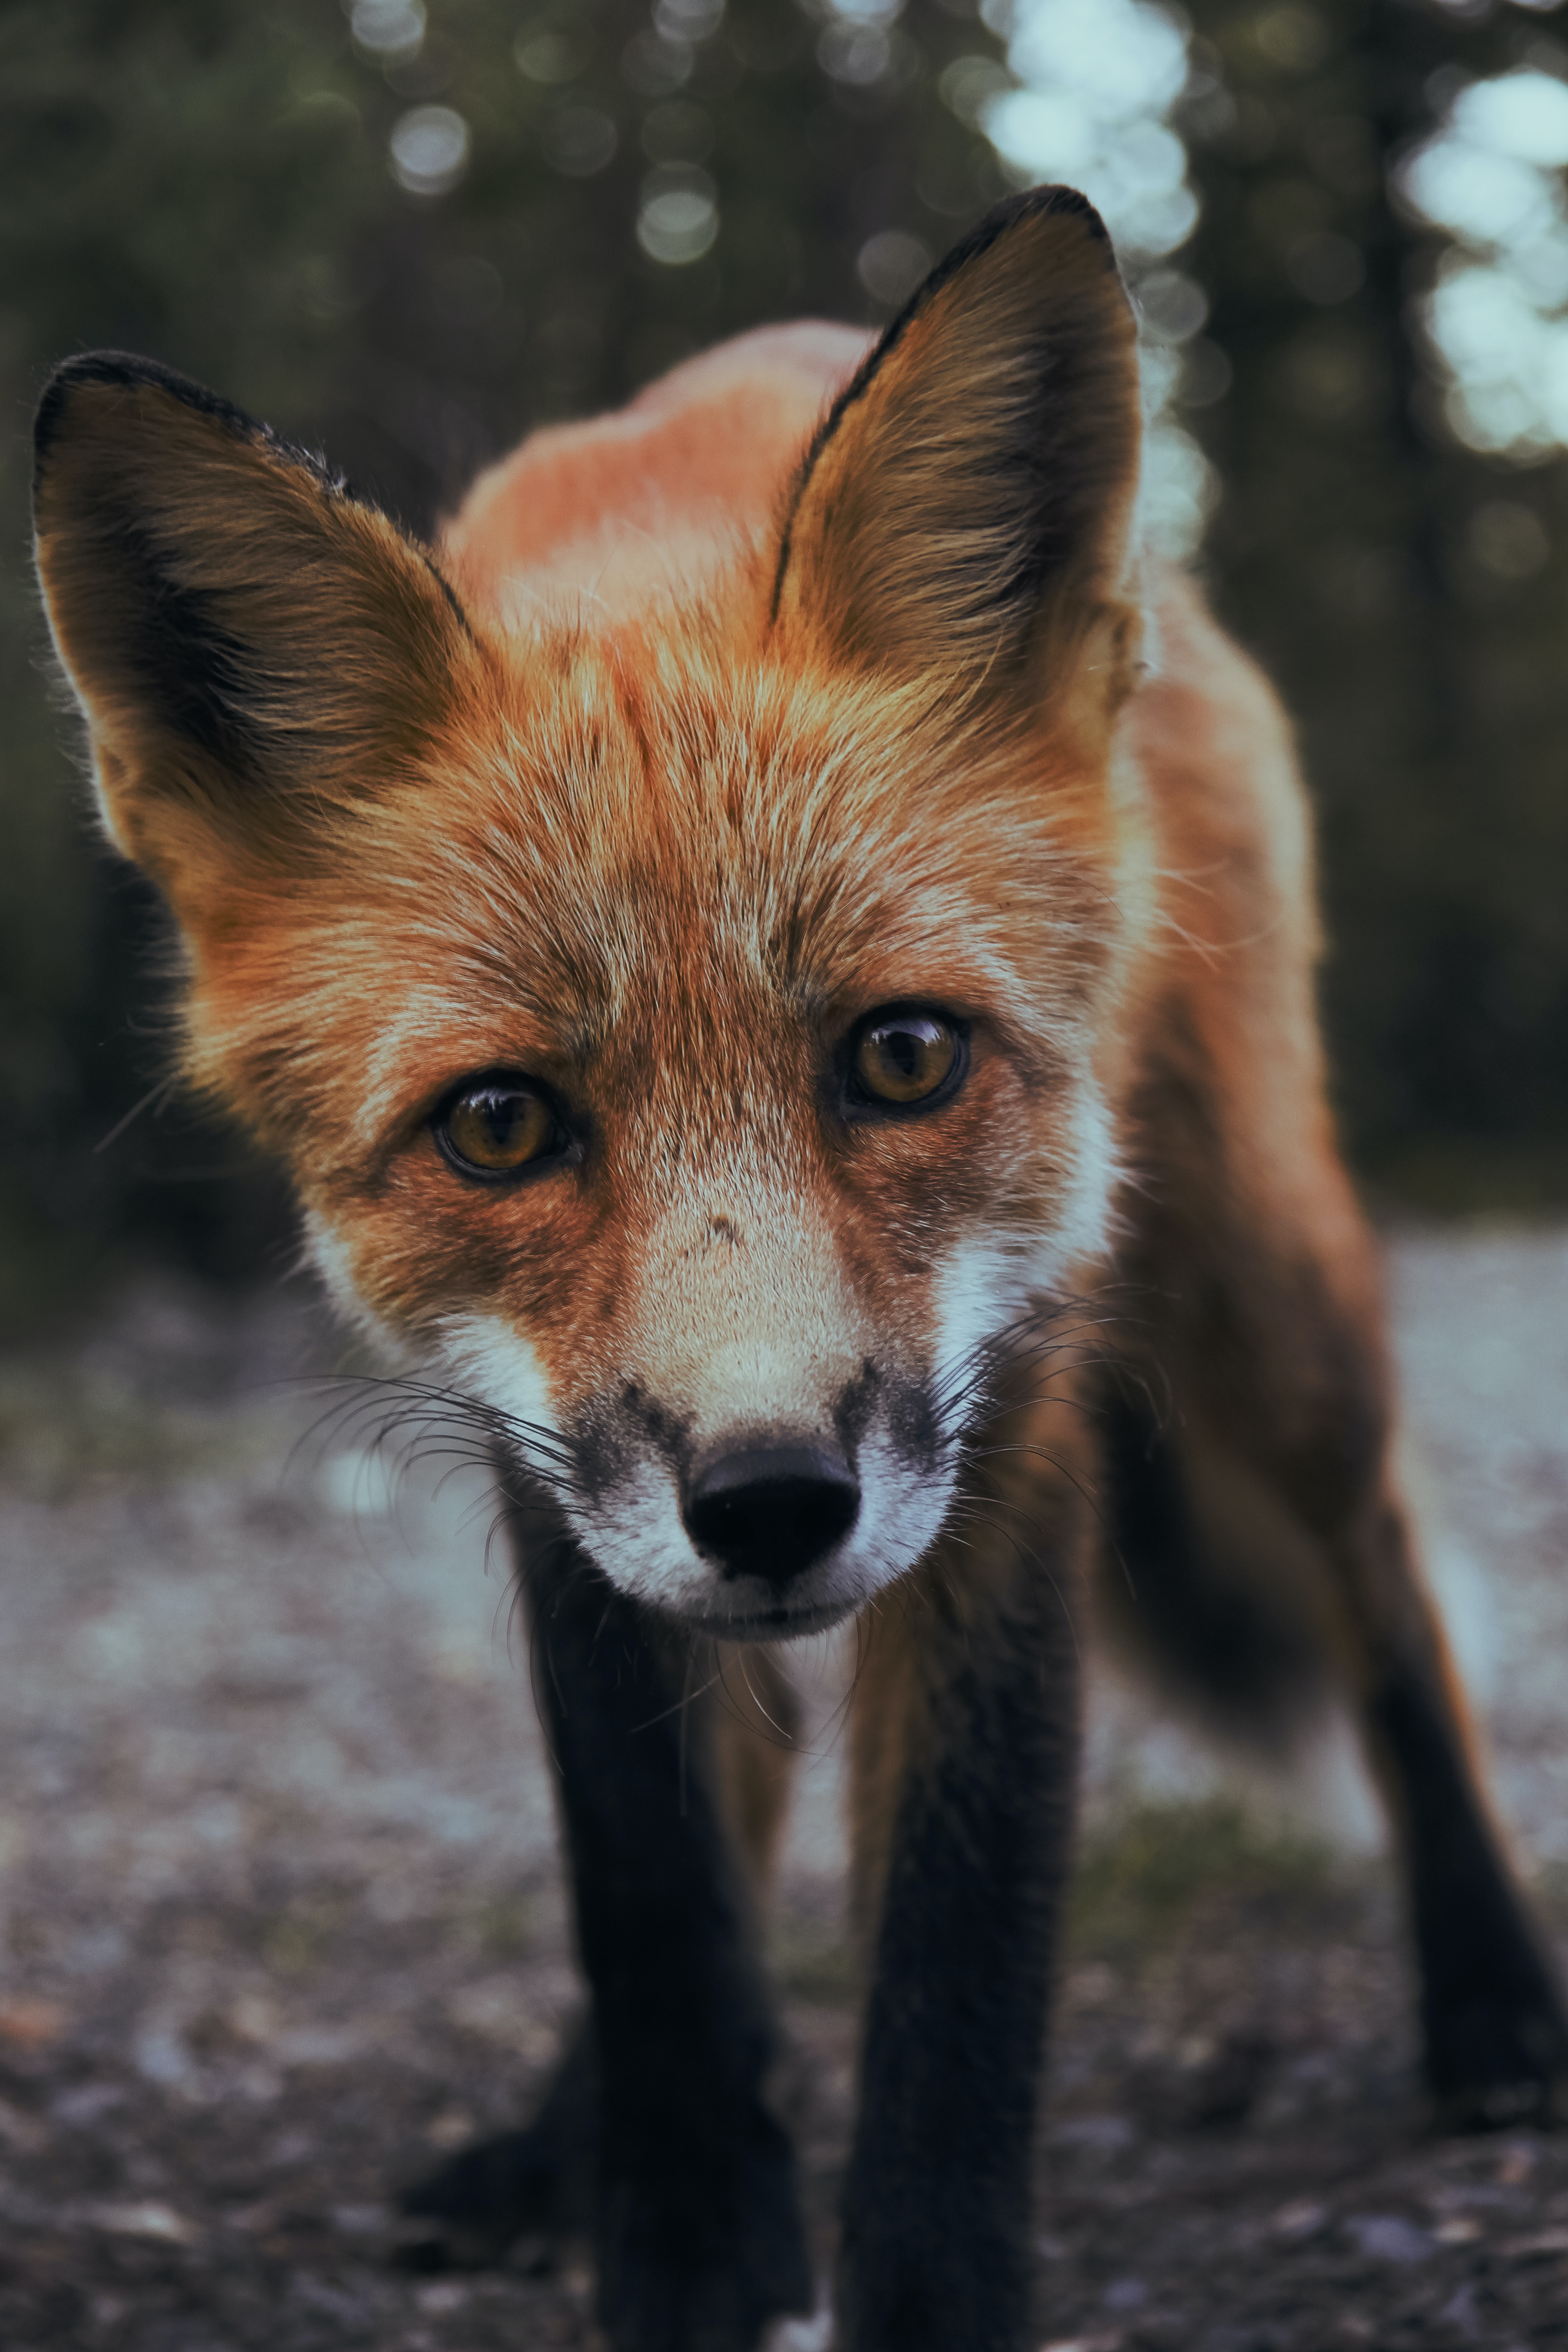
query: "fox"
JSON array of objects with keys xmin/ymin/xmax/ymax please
[{"xmin": 32, "ymin": 187, "xmax": 1568, "ymax": 2352}]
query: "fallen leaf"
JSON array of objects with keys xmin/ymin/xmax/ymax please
[
  {"xmin": 0, "ymin": 1997, "xmax": 66, "ymax": 2051},
  {"xmin": 1501, "ymin": 2228, "xmax": 1568, "ymax": 2259}
]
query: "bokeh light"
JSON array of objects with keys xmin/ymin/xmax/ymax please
[
  {"xmin": 349, "ymin": 0, "xmax": 426, "ymax": 61},
  {"xmin": 971, "ymin": 0, "xmax": 1215, "ymax": 559},
  {"xmin": 637, "ymin": 165, "xmax": 720, "ymax": 265},
  {"xmin": 387, "ymin": 103, "xmax": 471, "ymax": 198},
  {"xmin": 1401, "ymin": 68, "xmax": 1568, "ymax": 455}
]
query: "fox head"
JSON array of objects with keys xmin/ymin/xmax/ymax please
[{"xmin": 34, "ymin": 191, "xmax": 1143, "ymax": 1639}]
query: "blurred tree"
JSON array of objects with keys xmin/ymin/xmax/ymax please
[
  {"xmin": 1176, "ymin": 0, "xmax": 1568, "ymax": 1200},
  {"xmin": 0, "ymin": 0, "xmax": 1012, "ymax": 1318},
  {"xmin": 2, "ymin": 1, "xmax": 391, "ymax": 1311}
]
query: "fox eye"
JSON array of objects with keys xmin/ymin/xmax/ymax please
[
  {"xmin": 436, "ymin": 1078, "xmax": 563, "ymax": 1178},
  {"xmin": 851, "ymin": 1011, "xmax": 963, "ymax": 1109}
]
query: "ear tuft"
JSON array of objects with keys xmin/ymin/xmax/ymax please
[
  {"xmin": 33, "ymin": 350, "xmax": 338, "ymax": 495},
  {"xmin": 772, "ymin": 187, "xmax": 1142, "ymax": 718}
]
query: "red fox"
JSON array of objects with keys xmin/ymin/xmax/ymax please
[{"xmin": 33, "ymin": 189, "xmax": 1568, "ymax": 2352}]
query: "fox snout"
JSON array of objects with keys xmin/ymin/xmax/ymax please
[
  {"xmin": 555, "ymin": 1345, "xmax": 954, "ymax": 1638},
  {"xmin": 682, "ymin": 1442, "xmax": 861, "ymax": 1588}
]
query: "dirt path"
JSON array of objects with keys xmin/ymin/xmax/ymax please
[{"xmin": 0, "ymin": 1228, "xmax": 1566, "ymax": 2350}]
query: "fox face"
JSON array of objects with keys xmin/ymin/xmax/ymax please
[
  {"xmin": 297, "ymin": 656, "xmax": 1125, "ymax": 1637},
  {"xmin": 34, "ymin": 190, "xmax": 1144, "ymax": 1634}
]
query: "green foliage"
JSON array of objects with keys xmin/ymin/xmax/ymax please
[
  {"xmin": 1179, "ymin": 0, "xmax": 1568, "ymax": 1193},
  {"xmin": 1068, "ymin": 1797, "xmax": 1335, "ymax": 1965},
  {"xmin": 0, "ymin": 1353, "xmax": 273, "ymax": 1499}
]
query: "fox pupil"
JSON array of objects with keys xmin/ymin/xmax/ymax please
[
  {"xmin": 442, "ymin": 1082, "xmax": 551, "ymax": 1173},
  {"xmin": 857, "ymin": 1014, "xmax": 956, "ymax": 1106}
]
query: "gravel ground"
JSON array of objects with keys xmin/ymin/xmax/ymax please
[{"xmin": 1, "ymin": 1227, "xmax": 1567, "ymax": 2351}]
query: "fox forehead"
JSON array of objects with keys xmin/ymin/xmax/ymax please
[{"xmin": 192, "ymin": 623, "xmax": 1121, "ymax": 1169}]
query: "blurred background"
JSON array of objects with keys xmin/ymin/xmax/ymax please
[{"xmin": 5, "ymin": 0, "xmax": 1568, "ymax": 1320}]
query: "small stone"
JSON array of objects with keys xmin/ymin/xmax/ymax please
[
  {"xmin": 415, "ymin": 2278, "xmax": 469, "ymax": 2314},
  {"xmin": 92, "ymin": 2200, "xmax": 198, "ymax": 2247},
  {"xmin": 1270, "ymin": 2199, "xmax": 1328, "ymax": 2240},
  {"xmin": 1343, "ymin": 2213, "xmax": 1431, "ymax": 2266},
  {"xmin": 1052, "ymin": 2112, "xmax": 1135, "ymax": 2154},
  {"xmin": 425, "ymin": 2104, "xmax": 474, "ymax": 2149}
]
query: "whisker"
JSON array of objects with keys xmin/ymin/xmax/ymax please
[
  {"xmin": 627, "ymin": 1656, "xmax": 726, "ymax": 1739},
  {"xmin": 285, "ymin": 1372, "xmax": 582, "ymax": 1540}
]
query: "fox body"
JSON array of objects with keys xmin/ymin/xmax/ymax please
[{"xmin": 33, "ymin": 191, "xmax": 1568, "ymax": 2351}]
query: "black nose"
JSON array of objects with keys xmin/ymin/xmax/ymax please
[{"xmin": 683, "ymin": 1443, "xmax": 860, "ymax": 1588}]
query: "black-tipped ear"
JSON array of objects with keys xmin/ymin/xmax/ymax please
[
  {"xmin": 33, "ymin": 353, "xmax": 483, "ymax": 887},
  {"xmin": 772, "ymin": 189, "xmax": 1142, "ymax": 720}
]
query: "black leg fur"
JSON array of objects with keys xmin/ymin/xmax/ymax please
[
  {"xmin": 838, "ymin": 1532, "xmax": 1084, "ymax": 2352},
  {"xmin": 399, "ymin": 2016, "xmax": 596, "ymax": 2269},
  {"xmin": 521, "ymin": 1513, "xmax": 809, "ymax": 2348},
  {"xmin": 1369, "ymin": 1657, "xmax": 1568, "ymax": 2125}
]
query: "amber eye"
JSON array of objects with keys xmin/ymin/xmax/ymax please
[
  {"xmin": 852, "ymin": 1011, "xmax": 962, "ymax": 1109},
  {"xmin": 436, "ymin": 1079, "xmax": 561, "ymax": 1178}
]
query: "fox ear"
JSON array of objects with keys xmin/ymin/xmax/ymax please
[
  {"xmin": 771, "ymin": 189, "xmax": 1142, "ymax": 729},
  {"xmin": 33, "ymin": 353, "xmax": 482, "ymax": 915}
]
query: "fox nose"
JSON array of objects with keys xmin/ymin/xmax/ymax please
[{"xmin": 683, "ymin": 1443, "xmax": 860, "ymax": 1587}]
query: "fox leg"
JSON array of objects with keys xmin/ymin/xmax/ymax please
[
  {"xmin": 403, "ymin": 1509, "xmax": 811, "ymax": 2345},
  {"xmin": 1275, "ymin": 1372, "xmax": 1568, "ymax": 2120},
  {"xmin": 1351, "ymin": 1498, "xmax": 1568, "ymax": 2120},
  {"xmin": 524, "ymin": 1530, "xmax": 812, "ymax": 2347},
  {"xmin": 1111, "ymin": 1146, "xmax": 1568, "ymax": 2124},
  {"xmin": 836, "ymin": 1393, "xmax": 1089, "ymax": 2352}
]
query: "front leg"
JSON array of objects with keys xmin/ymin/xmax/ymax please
[
  {"xmin": 520, "ymin": 1515, "xmax": 813, "ymax": 2352},
  {"xmin": 839, "ymin": 1453, "xmax": 1088, "ymax": 2352}
]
